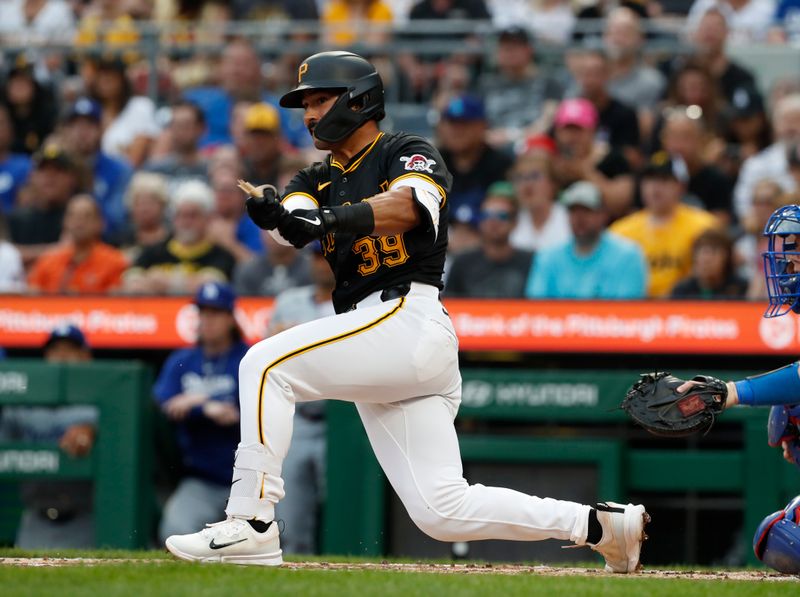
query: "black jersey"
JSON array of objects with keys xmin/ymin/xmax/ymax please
[{"xmin": 282, "ymin": 132, "xmax": 452, "ymax": 313}]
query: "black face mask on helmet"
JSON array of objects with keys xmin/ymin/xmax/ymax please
[{"xmin": 280, "ymin": 51, "xmax": 385, "ymax": 145}]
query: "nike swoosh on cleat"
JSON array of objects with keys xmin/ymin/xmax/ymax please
[
  {"xmin": 317, "ymin": 181, "xmax": 331, "ymax": 191},
  {"xmin": 295, "ymin": 215, "xmax": 321, "ymax": 226},
  {"xmin": 209, "ymin": 538, "xmax": 248, "ymax": 550}
]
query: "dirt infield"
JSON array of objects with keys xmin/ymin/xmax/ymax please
[{"xmin": 0, "ymin": 557, "xmax": 798, "ymax": 581}]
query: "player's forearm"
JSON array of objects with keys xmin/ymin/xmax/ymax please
[{"xmin": 365, "ymin": 188, "xmax": 420, "ymax": 236}]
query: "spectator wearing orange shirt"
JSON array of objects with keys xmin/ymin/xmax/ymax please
[
  {"xmin": 322, "ymin": 0, "xmax": 393, "ymax": 46},
  {"xmin": 28, "ymin": 194, "xmax": 128, "ymax": 294}
]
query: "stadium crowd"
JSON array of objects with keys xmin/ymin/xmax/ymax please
[{"xmin": 0, "ymin": 0, "xmax": 799, "ymax": 302}]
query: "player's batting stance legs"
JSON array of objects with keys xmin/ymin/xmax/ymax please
[
  {"xmin": 165, "ymin": 49, "xmax": 648, "ymax": 572},
  {"xmin": 167, "ymin": 285, "xmax": 647, "ymax": 569}
]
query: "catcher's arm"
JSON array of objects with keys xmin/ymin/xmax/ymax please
[
  {"xmin": 677, "ymin": 379, "xmax": 739, "ymax": 408},
  {"xmin": 680, "ymin": 363, "xmax": 800, "ymax": 409}
]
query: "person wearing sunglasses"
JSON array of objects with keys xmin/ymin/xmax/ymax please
[{"xmin": 445, "ymin": 181, "xmax": 533, "ymax": 298}]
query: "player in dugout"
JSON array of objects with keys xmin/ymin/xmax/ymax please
[{"xmin": 164, "ymin": 51, "xmax": 650, "ymax": 572}]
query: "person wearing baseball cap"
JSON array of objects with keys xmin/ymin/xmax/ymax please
[
  {"xmin": 525, "ymin": 181, "xmax": 647, "ymax": 299},
  {"xmin": 479, "ymin": 26, "xmax": 564, "ymax": 150},
  {"xmin": 62, "ymin": 96, "xmax": 133, "ymax": 239},
  {"xmin": 8, "ymin": 142, "xmax": 85, "ymax": 260},
  {"xmin": 0, "ymin": 323, "xmax": 98, "ymax": 548},
  {"xmin": 445, "ymin": 181, "xmax": 533, "ymax": 298},
  {"xmin": 242, "ymin": 103, "xmax": 283, "ymax": 187},
  {"xmin": 438, "ymin": 94, "xmax": 514, "ymax": 230},
  {"xmin": 610, "ymin": 152, "xmax": 719, "ymax": 297},
  {"xmin": 154, "ymin": 281, "xmax": 249, "ymax": 543},
  {"xmin": 552, "ymin": 97, "xmax": 635, "ymax": 220}
]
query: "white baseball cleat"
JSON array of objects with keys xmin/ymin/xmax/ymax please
[
  {"xmin": 165, "ymin": 518, "xmax": 283, "ymax": 566},
  {"xmin": 590, "ymin": 502, "xmax": 650, "ymax": 573}
]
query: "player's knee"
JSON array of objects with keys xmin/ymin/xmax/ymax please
[
  {"xmin": 753, "ymin": 496, "xmax": 800, "ymax": 574},
  {"xmin": 403, "ymin": 483, "xmax": 469, "ymax": 542},
  {"xmin": 239, "ymin": 337, "xmax": 281, "ymax": 377}
]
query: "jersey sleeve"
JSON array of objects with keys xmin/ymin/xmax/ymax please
[
  {"xmin": 385, "ymin": 136, "xmax": 453, "ymax": 242},
  {"xmin": 152, "ymin": 351, "xmax": 186, "ymax": 405},
  {"xmin": 281, "ymin": 168, "xmax": 321, "ymax": 211}
]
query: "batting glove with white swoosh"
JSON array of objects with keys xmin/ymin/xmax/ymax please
[{"xmin": 277, "ymin": 208, "xmax": 337, "ymax": 248}]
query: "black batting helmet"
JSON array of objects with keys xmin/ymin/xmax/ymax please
[{"xmin": 280, "ymin": 51, "xmax": 384, "ymax": 144}]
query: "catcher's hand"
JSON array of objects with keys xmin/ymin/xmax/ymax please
[
  {"xmin": 238, "ymin": 179, "xmax": 284, "ymax": 230},
  {"xmin": 621, "ymin": 372, "xmax": 728, "ymax": 437}
]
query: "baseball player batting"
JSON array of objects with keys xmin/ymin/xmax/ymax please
[
  {"xmin": 165, "ymin": 51, "xmax": 649, "ymax": 572},
  {"xmin": 620, "ymin": 204, "xmax": 800, "ymax": 574}
]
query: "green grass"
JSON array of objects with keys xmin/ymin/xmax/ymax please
[{"xmin": 0, "ymin": 550, "xmax": 795, "ymax": 597}]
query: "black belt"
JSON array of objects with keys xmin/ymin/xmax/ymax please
[{"xmin": 345, "ymin": 282, "xmax": 412, "ymax": 312}]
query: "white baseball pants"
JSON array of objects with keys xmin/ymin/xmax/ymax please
[{"xmin": 226, "ymin": 283, "xmax": 590, "ymax": 544}]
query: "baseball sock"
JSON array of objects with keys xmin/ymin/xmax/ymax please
[{"xmin": 586, "ymin": 509, "xmax": 602, "ymax": 544}]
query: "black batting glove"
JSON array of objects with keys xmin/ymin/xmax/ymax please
[
  {"xmin": 277, "ymin": 208, "xmax": 337, "ymax": 249},
  {"xmin": 241, "ymin": 183, "xmax": 285, "ymax": 231}
]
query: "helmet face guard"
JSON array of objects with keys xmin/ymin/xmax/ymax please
[
  {"xmin": 763, "ymin": 205, "xmax": 800, "ymax": 318},
  {"xmin": 279, "ymin": 51, "xmax": 385, "ymax": 144}
]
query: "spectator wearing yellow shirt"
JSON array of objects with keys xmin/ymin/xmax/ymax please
[
  {"xmin": 322, "ymin": 0, "xmax": 393, "ymax": 47},
  {"xmin": 610, "ymin": 153, "xmax": 719, "ymax": 297}
]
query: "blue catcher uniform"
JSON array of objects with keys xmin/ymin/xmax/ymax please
[{"xmin": 747, "ymin": 204, "xmax": 800, "ymax": 572}]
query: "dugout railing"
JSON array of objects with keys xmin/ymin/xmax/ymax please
[
  {"xmin": 325, "ymin": 368, "xmax": 800, "ymax": 566},
  {"xmin": 0, "ymin": 360, "xmax": 154, "ymax": 549}
]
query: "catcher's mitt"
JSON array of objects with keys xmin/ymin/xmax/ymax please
[{"xmin": 621, "ymin": 372, "xmax": 728, "ymax": 437}]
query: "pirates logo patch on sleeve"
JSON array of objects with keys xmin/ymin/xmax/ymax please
[{"xmin": 400, "ymin": 154, "xmax": 436, "ymax": 174}]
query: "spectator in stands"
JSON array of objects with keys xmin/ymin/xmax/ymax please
[
  {"xmin": 183, "ymin": 38, "xmax": 309, "ymax": 149},
  {"xmin": 686, "ymin": 0, "xmax": 775, "ymax": 43},
  {"xmin": 525, "ymin": 181, "xmax": 647, "ymax": 299},
  {"xmin": 116, "ymin": 171, "xmax": 171, "ymax": 261},
  {"xmin": 718, "ymin": 84, "xmax": 772, "ymax": 179},
  {"xmin": 0, "ymin": 102, "xmax": 31, "ymax": 213},
  {"xmin": 488, "ymin": 0, "xmax": 575, "ymax": 45},
  {"xmin": 687, "ymin": 8, "xmax": 756, "ymax": 104},
  {"xmin": 0, "ymin": 213, "xmax": 25, "ymax": 292},
  {"xmin": 2, "ymin": 54, "xmax": 58, "ymax": 155},
  {"xmin": 508, "ymin": 141, "xmax": 571, "ymax": 252},
  {"xmin": 570, "ymin": 49, "xmax": 641, "ymax": 163},
  {"xmin": 73, "ymin": 0, "xmax": 141, "ymax": 49},
  {"xmin": 122, "ymin": 180, "xmax": 235, "ymax": 294},
  {"xmin": 0, "ymin": 0, "xmax": 76, "ymax": 44},
  {"xmin": 87, "ymin": 54, "xmax": 160, "ymax": 168},
  {"xmin": 241, "ymin": 103, "xmax": 283, "ymax": 187},
  {"xmin": 0, "ymin": 324, "xmax": 97, "ymax": 548},
  {"xmin": 8, "ymin": 143, "xmax": 85, "ymax": 267},
  {"xmin": 733, "ymin": 94, "xmax": 800, "ymax": 221},
  {"xmin": 397, "ymin": 0, "xmax": 491, "ymax": 101},
  {"xmin": 269, "ymin": 241, "xmax": 335, "ymax": 554},
  {"xmin": 603, "ymin": 7, "xmax": 666, "ymax": 110},
  {"xmin": 653, "ymin": 61, "xmax": 726, "ymax": 153},
  {"xmin": 551, "ymin": 98, "xmax": 635, "ymax": 220},
  {"xmin": 27, "ymin": 194, "xmax": 128, "ymax": 294},
  {"xmin": 671, "ymin": 227, "xmax": 748, "ymax": 299},
  {"xmin": 61, "ymin": 97, "xmax": 133, "ymax": 239},
  {"xmin": 322, "ymin": 0, "xmax": 393, "ymax": 47},
  {"xmin": 230, "ymin": 0, "xmax": 319, "ymax": 20},
  {"xmin": 154, "ymin": 282, "xmax": 247, "ymax": 543},
  {"xmin": 445, "ymin": 182, "xmax": 533, "ymax": 298},
  {"xmin": 772, "ymin": 0, "xmax": 800, "ymax": 42},
  {"xmin": 611, "ymin": 153, "xmax": 719, "ymax": 297},
  {"xmin": 478, "ymin": 26, "xmax": 564, "ymax": 149},
  {"xmin": 208, "ymin": 168, "xmax": 263, "ymax": 263},
  {"xmin": 233, "ymin": 234, "xmax": 312, "ymax": 296},
  {"xmin": 436, "ymin": 95, "xmax": 513, "ymax": 226},
  {"xmin": 734, "ymin": 178, "xmax": 791, "ymax": 298},
  {"xmin": 144, "ymin": 100, "xmax": 208, "ymax": 187},
  {"xmin": 660, "ymin": 108, "xmax": 736, "ymax": 225}
]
